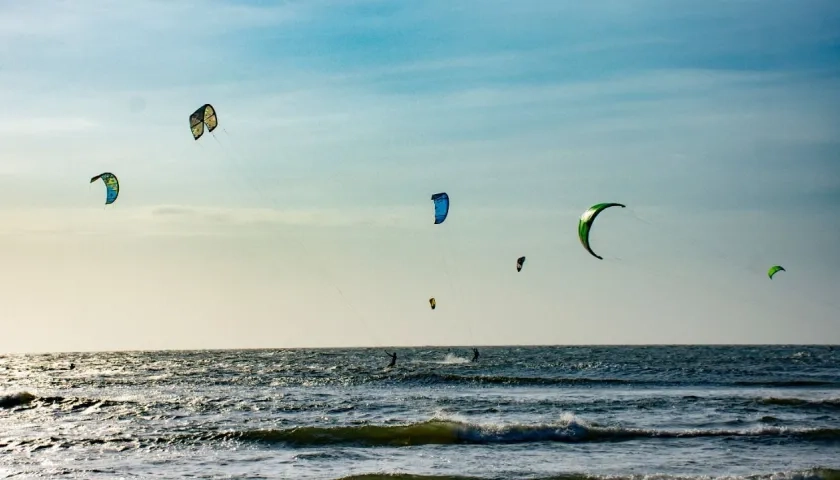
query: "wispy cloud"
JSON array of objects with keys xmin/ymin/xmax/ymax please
[
  {"xmin": 0, "ymin": 0, "xmax": 836, "ymax": 214},
  {"xmin": 0, "ymin": 117, "xmax": 99, "ymax": 136},
  {"xmin": 0, "ymin": 205, "xmax": 425, "ymax": 237}
]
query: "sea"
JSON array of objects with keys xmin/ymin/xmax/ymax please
[{"xmin": 1, "ymin": 345, "xmax": 839, "ymax": 480}]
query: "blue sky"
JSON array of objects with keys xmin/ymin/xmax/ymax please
[{"xmin": 0, "ymin": 0, "xmax": 838, "ymax": 352}]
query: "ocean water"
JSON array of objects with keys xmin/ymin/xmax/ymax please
[{"xmin": 1, "ymin": 345, "xmax": 839, "ymax": 480}]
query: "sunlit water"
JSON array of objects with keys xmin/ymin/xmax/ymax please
[{"xmin": 2, "ymin": 345, "xmax": 839, "ymax": 479}]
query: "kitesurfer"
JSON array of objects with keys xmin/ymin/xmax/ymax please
[
  {"xmin": 471, "ymin": 348, "xmax": 479, "ymax": 362},
  {"xmin": 385, "ymin": 351, "xmax": 397, "ymax": 368}
]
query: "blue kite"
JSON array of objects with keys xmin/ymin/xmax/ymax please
[{"xmin": 431, "ymin": 192, "xmax": 449, "ymax": 224}]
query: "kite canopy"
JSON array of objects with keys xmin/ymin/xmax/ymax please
[
  {"xmin": 429, "ymin": 297, "xmax": 436, "ymax": 310},
  {"xmin": 431, "ymin": 193, "xmax": 450, "ymax": 224},
  {"xmin": 189, "ymin": 104, "xmax": 218, "ymax": 140},
  {"xmin": 90, "ymin": 172, "xmax": 119, "ymax": 205},
  {"xmin": 516, "ymin": 256, "xmax": 526, "ymax": 272},
  {"xmin": 768, "ymin": 265, "xmax": 786, "ymax": 279},
  {"xmin": 578, "ymin": 202, "xmax": 626, "ymax": 260}
]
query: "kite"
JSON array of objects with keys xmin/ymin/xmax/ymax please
[
  {"xmin": 768, "ymin": 265, "xmax": 786, "ymax": 280},
  {"xmin": 90, "ymin": 172, "xmax": 119, "ymax": 205},
  {"xmin": 578, "ymin": 202, "xmax": 626, "ymax": 260},
  {"xmin": 431, "ymin": 193, "xmax": 450, "ymax": 225},
  {"xmin": 189, "ymin": 103, "xmax": 218, "ymax": 140},
  {"xmin": 429, "ymin": 297, "xmax": 436, "ymax": 310},
  {"xmin": 516, "ymin": 256, "xmax": 526, "ymax": 272}
]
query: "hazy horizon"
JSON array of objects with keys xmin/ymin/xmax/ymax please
[
  {"xmin": 1, "ymin": 0, "xmax": 838, "ymax": 354},
  {"xmin": 6, "ymin": 343, "xmax": 840, "ymax": 357}
]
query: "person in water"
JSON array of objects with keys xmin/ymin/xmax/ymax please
[
  {"xmin": 471, "ymin": 348, "xmax": 479, "ymax": 362},
  {"xmin": 384, "ymin": 351, "xmax": 397, "ymax": 367}
]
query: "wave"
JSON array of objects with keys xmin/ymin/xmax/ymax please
[
  {"xmin": 211, "ymin": 415, "xmax": 840, "ymax": 447},
  {"xmin": 0, "ymin": 391, "xmax": 136, "ymax": 411},
  {"xmin": 389, "ymin": 372, "xmax": 840, "ymax": 389},
  {"xmin": 0, "ymin": 391, "xmax": 36, "ymax": 409},
  {"xmin": 407, "ymin": 354, "xmax": 473, "ymax": 365},
  {"xmin": 6, "ymin": 389, "xmax": 839, "ymax": 423},
  {"xmin": 4, "ymin": 413, "xmax": 839, "ymax": 454},
  {"xmin": 336, "ymin": 469, "xmax": 840, "ymax": 480},
  {"xmin": 732, "ymin": 380, "xmax": 840, "ymax": 387},
  {"xmin": 394, "ymin": 373, "xmax": 652, "ymax": 387},
  {"xmin": 759, "ymin": 397, "xmax": 840, "ymax": 410}
]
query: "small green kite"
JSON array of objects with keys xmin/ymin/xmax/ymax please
[{"xmin": 768, "ymin": 265, "xmax": 786, "ymax": 280}]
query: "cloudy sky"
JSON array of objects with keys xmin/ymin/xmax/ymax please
[{"xmin": 0, "ymin": 0, "xmax": 838, "ymax": 353}]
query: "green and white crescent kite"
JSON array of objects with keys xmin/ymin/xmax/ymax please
[{"xmin": 578, "ymin": 202, "xmax": 626, "ymax": 260}]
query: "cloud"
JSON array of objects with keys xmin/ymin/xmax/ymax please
[
  {"xmin": 0, "ymin": 116, "xmax": 99, "ymax": 136},
  {"xmin": 0, "ymin": 204, "xmax": 429, "ymax": 237},
  {"xmin": 1, "ymin": 60, "xmax": 836, "ymax": 216},
  {"xmin": 147, "ymin": 204, "xmax": 422, "ymax": 229}
]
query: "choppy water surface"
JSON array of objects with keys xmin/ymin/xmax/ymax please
[{"xmin": 1, "ymin": 345, "xmax": 839, "ymax": 479}]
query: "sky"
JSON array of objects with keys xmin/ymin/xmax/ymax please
[{"xmin": 0, "ymin": 0, "xmax": 838, "ymax": 353}]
